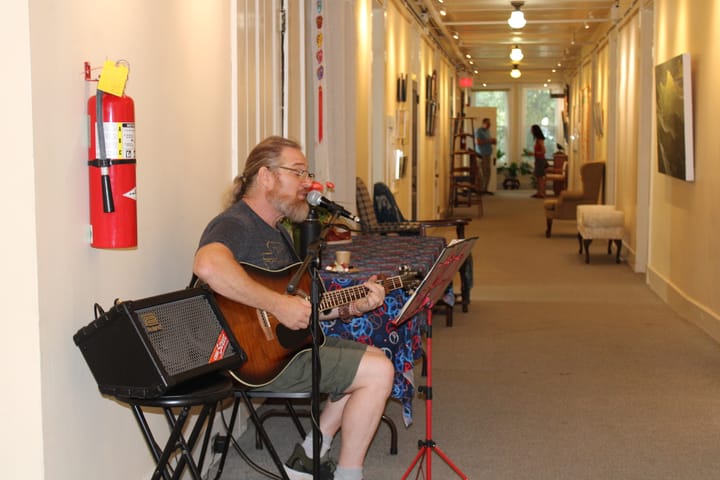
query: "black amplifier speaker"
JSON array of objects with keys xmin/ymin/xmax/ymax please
[{"xmin": 73, "ymin": 286, "xmax": 246, "ymax": 398}]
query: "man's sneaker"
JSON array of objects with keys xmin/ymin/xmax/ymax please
[{"xmin": 284, "ymin": 443, "xmax": 336, "ymax": 480}]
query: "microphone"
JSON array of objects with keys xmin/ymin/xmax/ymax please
[{"xmin": 306, "ymin": 190, "xmax": 361, "ymax": 223}]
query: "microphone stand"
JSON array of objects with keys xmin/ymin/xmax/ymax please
[{"xmin": 286, "ymin": 210, "xmax": 340, "ymax": 479}]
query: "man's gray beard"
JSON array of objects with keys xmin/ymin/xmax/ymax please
[
  {"xmin": 285, "ymin": 202, "xmax": 310, "ymax": 223},
  {"xmin": 269, "ymin": 193, "xmax": 309, "ymax": 223}
]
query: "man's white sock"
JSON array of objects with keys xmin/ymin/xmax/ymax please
[
  {"xmin": 301, "ymin": 432, "xmax": 332, "ymax": 458},
  {"xmin": 333, "ymin": 466, "xmax": 363, "ymax": 480}
]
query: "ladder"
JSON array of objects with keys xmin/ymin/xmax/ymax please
[{"xmin": 450, "ymin": 116, "xmax": 483, "ymax": 216}]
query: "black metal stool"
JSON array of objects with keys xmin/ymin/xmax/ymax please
[
  {"xmin": 212, "ymin": 387, "xmax": 399, "ymax": 480},
  {"xmin": 115, "ymin": 374, "xmax": 234, "ymax": 480}
]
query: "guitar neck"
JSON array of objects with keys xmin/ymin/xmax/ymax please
[{"xmin": 319, "ymin": 276, "xmax": 403, "ymax": 311}]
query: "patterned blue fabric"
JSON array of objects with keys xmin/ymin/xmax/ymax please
[
  {"xmin": 321, "ymin": 280, "xmax": 421, "ymax": 427},
  {"xmin": 320, "ymin": 235, "xmax": 446, "ymax": 426}
]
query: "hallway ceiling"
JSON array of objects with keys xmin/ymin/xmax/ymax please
[{"xmin": 411, "ymin": 0, "xmax": 620, "ymax": 86}]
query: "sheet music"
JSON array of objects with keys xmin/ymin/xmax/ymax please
[{"xmin": 393, "ymin": 236, "xmax": 477, "ymax": 326}]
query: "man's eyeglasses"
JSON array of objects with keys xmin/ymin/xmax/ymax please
[{"xmin": 274, "ymin": 166, "xmax": 315, "ymax": 180}]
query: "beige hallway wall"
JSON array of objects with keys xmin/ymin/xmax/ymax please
[
  {"xmin": 24, "ymin": 1, "xmax": 234, "ymax": 478},
  {"xmin": 648, "ymin": 0, "xmax": 720, "ymax": 337}
]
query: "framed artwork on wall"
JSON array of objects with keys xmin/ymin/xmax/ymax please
[{"xmin": 655, "ymin": 53, "xmax": 695, "ymax": 181}]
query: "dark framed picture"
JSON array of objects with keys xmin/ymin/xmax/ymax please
[{"xmin": 655, "ymin": 53, "xmax": 695, "ymax": 181}]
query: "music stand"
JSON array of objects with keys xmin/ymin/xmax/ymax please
[{"xmin": 393, "ymin": 236, "xmax": 477, "ymax": 480}]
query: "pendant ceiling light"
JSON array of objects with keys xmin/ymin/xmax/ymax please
[
  {"xmin": 510, "ymin": 64, "xmax": 522, "ymax": 78},
  {"xmin": 509, "ymin": 45, "xmax": 524, "ymax": 62},
  {"xmin": 508, "ymin": 1, "xmax": 526, "ymax": 29}
]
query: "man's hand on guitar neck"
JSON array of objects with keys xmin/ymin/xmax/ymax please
[
  {"xmin": 354, "ymin": 275, "xmax": 385, "ymax": 314},
  {"xmin": 276, "ymin": 274, "xmax": 384, "ymax": 329}
]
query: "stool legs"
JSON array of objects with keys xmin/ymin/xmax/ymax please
[
  {"xmin": 613, "ymin": 239, "xmax": 622, "ymax": 263},
  {"xmin": 255, "ymin": 400, "xmax": 308, "ymax": 450},
  {"xmin": 212, "ymin": 398, "xmax": 240, "ymax": 480},
  {"xmin": 116, "ymin": 376, "xmax": 233, "ymax": 480},
  {"xmin": 214, "ymin": 390, "xmax": 399, "ymax": 480},
  {"xmin": 583, "ymin": 239, "xmax": 592, "ymax": 264},
  {"xmin": 254, "ymin": 404, "xmax": 398, "ymax": 455},
  {"xmin": 238, "ymin": 393, "xmax": 292, "ymax": 480},
  {"xmin": 577, "ymin": 235, "xmax": 622, "ymax": 264},
  {"xmin": 130, "ymin": 402, "xmax": 217, "ymax": 480},
  {"xmin": 130, "ymin": 404, "xmax": 173, "ymax": 480}
]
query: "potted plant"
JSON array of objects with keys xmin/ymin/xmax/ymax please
[{"xmin": 497, "ymin": 158, "xmax": 533, "ymax": 190}]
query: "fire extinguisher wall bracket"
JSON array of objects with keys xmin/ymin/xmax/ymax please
[{"xmin": 87, "ymin": 90, "xmax": 137, "ymax": 249}]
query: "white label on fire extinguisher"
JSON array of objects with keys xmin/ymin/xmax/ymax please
[
  {"xmin": 95, "ymin": 122, "xmax": 135, "ymax": 159},
  {"xmin": 123, "ymin": 188, "xmax": 137, "ymax": 201}
]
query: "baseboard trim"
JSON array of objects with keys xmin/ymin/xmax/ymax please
[{"xmin": 647, "ymin": 266, "xmax": 720, "ymax": 343}]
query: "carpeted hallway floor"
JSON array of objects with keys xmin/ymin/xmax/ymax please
[{"xmin": 209, "ymin": 189, "xmax": 720, "ymax": 479}]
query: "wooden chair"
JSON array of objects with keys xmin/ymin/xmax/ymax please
[{"xmin": 546, "ymin": 151, "xmax": 568, "ymax": 196}]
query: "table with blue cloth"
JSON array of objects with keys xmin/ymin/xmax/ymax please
[{"xmin": 319, "ymin": 234, "xmax": 446, "ymax": 426}]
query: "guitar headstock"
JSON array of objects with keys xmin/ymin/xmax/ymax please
[{"xmin": 396, "ymin": 264, "xmax": 422, "ymax": 293}]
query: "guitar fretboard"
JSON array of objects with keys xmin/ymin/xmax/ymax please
[{"xmin": 319, "ymin": 276, "xmax": 404, "ymax": 311}]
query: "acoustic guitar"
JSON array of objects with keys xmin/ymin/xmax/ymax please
[{"xmin": 214, "ymin": 262, "xmax": 418, "ymax": 388}]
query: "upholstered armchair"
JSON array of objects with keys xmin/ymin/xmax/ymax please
[{"xmin": 543, "ymin": 161, "xmax": 605, "ymax": 238}]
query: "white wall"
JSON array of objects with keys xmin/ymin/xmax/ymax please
[
  {"xmin": 17, "ymin": 1, "xmax": 234, "ymax": 478},
  {"xmin": 1, "ymin": 0, "xmax": 44, "ymax": 478}
]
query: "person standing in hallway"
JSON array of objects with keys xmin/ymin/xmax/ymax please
[
  {"xmin": 475, "ymin": 117, "xmax": 496, "ymax": 194},
  {"xmin": 530, "ymin": 124, "xmax": 547, "ymax": 198},
  {"xmin": 193, "ymin": 136, "xmax": 393, "ymax": 480}
]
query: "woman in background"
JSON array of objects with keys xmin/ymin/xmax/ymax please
[{"xmin": 531, "ymin": 124, "xmax": 547, "ymax": 198}]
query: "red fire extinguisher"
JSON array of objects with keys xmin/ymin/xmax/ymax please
[{"xmin": 87, "ymin": 90, "xmax": 137, "ymax": 248}]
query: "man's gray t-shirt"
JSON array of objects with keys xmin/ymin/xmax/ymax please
[
  {"xmin": 197, "ymin": 199, "xmax": 367, "ymax": 397},
  {"xmin": 198, "ymin": 200, "xmax": 298, "ymax": 270}
]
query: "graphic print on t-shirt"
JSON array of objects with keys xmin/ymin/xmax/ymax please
[{"xmin": 260, "ymin": 239, "xmax": 292, "ymax": 270}]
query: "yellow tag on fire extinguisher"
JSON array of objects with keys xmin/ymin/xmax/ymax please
[{"xmin": 97, "ymin": 60, "xmax": 129, "ymax": 97}]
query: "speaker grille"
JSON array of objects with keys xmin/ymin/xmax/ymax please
[{"xmin": 136, "ymin": 295, "xmax": 239, "ymax": 377}]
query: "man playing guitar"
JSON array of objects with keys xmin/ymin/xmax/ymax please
[{"xmin": 193, "ymin": 136, "xmax": 393, "ymax": 480}]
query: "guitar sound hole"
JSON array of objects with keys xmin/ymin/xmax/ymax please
[{"xmin": 276, "ymin": 324, "xmax": 312, "ymax": 349}]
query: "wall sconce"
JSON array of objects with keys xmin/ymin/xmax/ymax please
[
  {"xmin": 508, "ymin": 1, "xmax": 526, "ymax": 29},
  {"xmin": 509, "ymin": 45, "xmax": 524, "ymax": 62},
  {"xmin": 510, "ymin": 64, "xmax": 522, "ymax": 78}
]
